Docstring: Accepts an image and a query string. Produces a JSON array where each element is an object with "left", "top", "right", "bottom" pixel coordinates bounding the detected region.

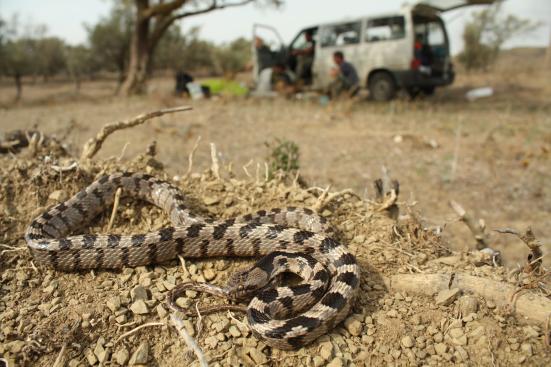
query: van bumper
[{"left": 393, "top": 69, "right": 455, "bottom": 88}]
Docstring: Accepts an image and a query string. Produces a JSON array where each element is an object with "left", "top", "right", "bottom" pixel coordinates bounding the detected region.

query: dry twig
[
  {"left": 115, "top": 322, "right": 165, "bottom": 343},
  {"left": 449, "top": 200, "right": 490, "bottom": 250},
  {"left": 210, "top": 143, "right": 221, "bottom": 179},
  {"left": 374, "top": 166, "right": 400, "bottom": 218},
  {"left": 494, "top": 227, "right": 544, "bottom": 274},
  {"left": 186, "top": 136, "right": 202, "bottom": 176},
  {"left": 107, "top": 187, "right": 122, "bottom": 231},
  {"left": 170, "top": 314, "right": 208, "bottom": 367},
  {"left": 80, "top": 105, "right": 192, "bottom": 162},
  {"left": 386, "top": 273, "right": 551, "bottom": 325}
]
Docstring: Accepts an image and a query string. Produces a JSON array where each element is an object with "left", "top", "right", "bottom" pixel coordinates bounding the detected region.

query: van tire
[
  {"left": 369, "top": 72, "right": 396, "bottom": 101},
  {"left": 422, "top": 86, "right": 435, "bottom": 96}
]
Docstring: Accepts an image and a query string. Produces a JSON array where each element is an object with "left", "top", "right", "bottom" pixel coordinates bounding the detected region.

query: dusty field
[{"left": 1, "top": 51, "right": 550, "bottom": 366}]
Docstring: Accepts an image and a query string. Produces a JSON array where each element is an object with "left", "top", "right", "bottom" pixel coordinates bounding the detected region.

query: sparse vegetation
[
  {"left": 266, "top": 138, "right": 300, "bottom": 178},
  {"left": 458, "top": 2, "right": 540, "bottom": 70}
]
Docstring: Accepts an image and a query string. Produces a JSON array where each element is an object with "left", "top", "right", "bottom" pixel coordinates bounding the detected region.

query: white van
[{"left": 253, "top": 0, "right": 495, "bottom": 101}]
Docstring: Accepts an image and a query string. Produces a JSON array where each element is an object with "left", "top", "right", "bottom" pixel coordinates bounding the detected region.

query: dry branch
[
  {"left": 495, "top": 227, "right": 544, "bottom": 274},
  {"left": 80, "top": 105, "right": 192, "bottom": 162},
  {"left": 374, "top": 166, "right": 400, "bottom": 218},
  {"left": 449, "top": 200, "right": 490, "bottom": 250},
  {"left": 210, "top": 143, "right": 220, "bottom": 179},
  {"left": 386, "top": 273, "right": 551, "bottom": 325},
  {"left": 170, "top": 314, "right": 208, "bottom": 367}
]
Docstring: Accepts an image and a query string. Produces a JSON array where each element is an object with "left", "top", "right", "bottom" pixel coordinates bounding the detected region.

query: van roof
[{"left": 302, "top": 9, "right": 409, "bottom": 30}]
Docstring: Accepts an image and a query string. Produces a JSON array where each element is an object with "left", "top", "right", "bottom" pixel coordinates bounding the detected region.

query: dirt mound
[{"left": 0, "top": 133, "right": 549, "bottom": 366}]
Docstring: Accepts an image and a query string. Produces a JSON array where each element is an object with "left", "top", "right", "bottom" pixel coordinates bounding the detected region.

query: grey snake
[{"left": 25, "top": 172, "right": 361, "bottom": 350}]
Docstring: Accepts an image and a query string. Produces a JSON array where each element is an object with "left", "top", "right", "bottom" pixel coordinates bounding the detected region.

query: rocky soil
[{"left": 0, "top": 134, "right": 550, "bottom": 366}]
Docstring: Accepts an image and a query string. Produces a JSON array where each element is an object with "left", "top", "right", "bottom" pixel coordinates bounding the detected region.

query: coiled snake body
[{"left": 25, "top": 172, "right": 360, "bottom": 350}]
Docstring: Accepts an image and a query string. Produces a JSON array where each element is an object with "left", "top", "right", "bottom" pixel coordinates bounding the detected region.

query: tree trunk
[
  {"left": 120, "top": 0, "right": 151, "bottom": 96},
  {"left": 14, "top": 73, "right": 22, "bottom": 101}
]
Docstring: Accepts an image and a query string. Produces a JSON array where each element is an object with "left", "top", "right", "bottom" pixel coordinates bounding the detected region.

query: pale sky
[{"left": 1, "top": 0, "right": 549, "bottom": 55}]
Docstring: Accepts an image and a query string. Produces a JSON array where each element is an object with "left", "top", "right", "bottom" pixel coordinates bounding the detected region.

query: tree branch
[{"left": 170, "top": 0, "right": 255, "bottom": 23}]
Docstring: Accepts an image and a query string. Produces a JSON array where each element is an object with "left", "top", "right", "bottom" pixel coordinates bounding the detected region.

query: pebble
[
  {"left": 344, "top": 316, "right": 363, "bottom": 336},
  {"left": 130, "top": 300, "right": 149, "bottom": 314},
  {"left": 228, "top": 325, "right": 241, "bottom": 338},
  {"left": 319, "top": 341, "right": 334, "bottom": 360},
  {"left": 106, "top": 296, "right": 121, "bottom": 313},
  {"left": 435, "top": 288, "right": 461, "bottom": 306},
  {"left": 203, "top": 268, "right": 216, "bottom": 281},
  {"left": 131, "top": 285, "right": 149, "bottom": 301},
  {"left": 85, "top": 348, "right": 98, "bottom": 365},
  {"left": 401, "top": 336, "right": 414, "bottom": 348},
  {"left": 49, "top": 190, "right": 68, "bottom": 202},
  {"left": 114, "top": 347, "right": 129, "bottom": 365},
  {"left": 156, "top": 304, "right": 167, "bottom": 319},
  {"left": 313, "top": 356, "right": 325, "bottom": 367},
  {"left": 326, "top": 357, "right": 344, "bottom": 367},
  {"left": 458, "top": 295, "right": 479, "bottom": 315},
  {"left": 434, "top": 343, "right": 447, "bottom": 355},
  {"left": 203, "top": 196, "right": 220, "bottom": 205},
  {"left": 247, "top": 347, "right": 268, "bottom": 364},
  {"left": 521, "top": 343, "right": 533, "bottom": 356},
  {"left": 175, "top": 297, "right": 191, "bottom": 309},
  {"left": 129, "top": 341, "right": 149, "bottom": 365}
]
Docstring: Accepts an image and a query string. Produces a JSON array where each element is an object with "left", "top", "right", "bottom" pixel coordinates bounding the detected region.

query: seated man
[{"left": 328, "top": 51, "right": 360, "bottom": 99}]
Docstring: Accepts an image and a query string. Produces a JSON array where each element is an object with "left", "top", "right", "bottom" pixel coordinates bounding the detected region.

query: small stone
[
  {"left": 523, "top": 326, "right": 539, "bottom": 338},
  {"left": 49, "top": 190, "right": 68, "bottom": 202},
  {"left": 313, "top": 356, "right": 325, "bottom": 367},
  {"left": 401, "top": 336, "right": 414, "bottom": 348},
  {"left": 84, "top": 348, "right": 98, "bottom": 365},
  {"left": 203, "top": 268, "right": 216, "bottom": 281},
  {"left": 319, "top": 342, "right": 334, "bottom": 360},
  {"left": 175, "top": 297, "right": 191, "bottom": 309},
  {"left": 130, "top": 300, "right": 149, "bottom": 314},
  {"left": 186, "top": 290, "right": 198, "bottom": 298},
  {"left": 364, "top": 316, "right": 373, "bottom": 325},
  {"left": 203, "top": 196, "right": 220, "bottom": 205},
  {"left": 228, "top": 325, "right": 241, "bottom": 338},
  {"left": 344, "top": 316, "right": 363, "bottom": 336},
  {"left": 449, "top": 328, "right": 464, "bottom": 339},
  {"left": 106, "top": 296, "right": 121, "bottom": 313},
  {"left": 458, "top": 295, "right": 478, "bottom": 315},
  {"left": 156, "top": 304, "right": 167, "bottom": 319},
  {"left": 7, "top": 340, "right": 25, "bottom": 354},
  {"left": 386, "top": 309, "right": 398, "bottom": 318},
  {"left": 486, "top": 300, "right": 496, "bottom": 309},
  {"left": 247, "top": 347, "right": 268, "bottom": 364},
  {"left": 435, "top": 288, "right": 461, "bottom": 306},
  {"left": 68, "top": 359, "right": 81, "bottom": 367},
  {"left": 434, "top": 343, "right": 447, "bottom": 355},
  {"left": 327, "top": 357, "right": 344, "bottom": 367},
  {"left": 129, "top": 341, "right": 149, "bottom": 365},
  {"left": 114, "top": 347, "right": 129, "bottom": 365},
  {"left": 520, "top": 343, "right": 533, "bottom": 356},
  {"left": 131, "top": 285, "right": 148, "bottom": 301}
]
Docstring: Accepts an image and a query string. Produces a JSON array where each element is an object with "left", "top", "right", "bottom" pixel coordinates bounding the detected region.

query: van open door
[
  {"left": 252, "top": 24, "right": 287, "bottom": 84},
  {"left": 412, "top": 0, "right": 496, "bottom": 13}
]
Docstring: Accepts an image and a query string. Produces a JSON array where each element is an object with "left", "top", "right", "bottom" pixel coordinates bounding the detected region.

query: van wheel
[{"left": 369, "top": 72, "right": 396, "bottom": 101}]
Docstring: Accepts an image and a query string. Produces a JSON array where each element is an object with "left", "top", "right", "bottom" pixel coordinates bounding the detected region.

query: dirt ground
[{"left": 1, "top": 50, "right": 550, "bottom": 366}]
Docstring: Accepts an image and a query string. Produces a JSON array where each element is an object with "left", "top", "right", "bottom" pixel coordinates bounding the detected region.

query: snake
[{"left": 24, "top": 172, "right": 361, "bottom": 350}]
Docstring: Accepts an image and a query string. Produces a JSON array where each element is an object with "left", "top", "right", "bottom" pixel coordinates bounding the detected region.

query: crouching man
[{"left": 327, "top": 51, "right": 360, "bottom": 99}]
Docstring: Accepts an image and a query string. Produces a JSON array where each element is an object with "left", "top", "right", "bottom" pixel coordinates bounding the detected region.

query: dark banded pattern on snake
[{"left": 24, "top": 172, "right": 360, "bottom": 350}]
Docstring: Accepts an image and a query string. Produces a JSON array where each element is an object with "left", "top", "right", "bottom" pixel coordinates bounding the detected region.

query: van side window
[
  {"left": 365, "top": 16, "right": 405, "bottom": 42},
  {"left": 320, "top": 22, "right": 362, "bottom": 48}
]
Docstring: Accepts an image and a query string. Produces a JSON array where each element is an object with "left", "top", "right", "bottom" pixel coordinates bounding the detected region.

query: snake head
[{"left": 226, "top": 267, "right": 269, "bottom": 301}]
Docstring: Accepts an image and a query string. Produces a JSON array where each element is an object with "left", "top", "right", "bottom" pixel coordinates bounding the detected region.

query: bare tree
[{"left": 121, "top": 0, "right": 278, "bottom": 95}]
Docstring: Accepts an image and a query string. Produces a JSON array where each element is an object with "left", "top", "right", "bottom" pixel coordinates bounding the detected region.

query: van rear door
[
  {"left": 413, "top": 0, "right": 496, "bottom": 12},
  {"left": 252, "top": 24, "right": 286, "bottom": 83}
]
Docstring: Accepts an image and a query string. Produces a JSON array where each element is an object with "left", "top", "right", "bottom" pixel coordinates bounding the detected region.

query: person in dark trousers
[
  {"left": 292, "top": 30, "right": 315, "bottom": 85},
  {"left": 328, "top": 51, "right": 360, "bottom": 99}
]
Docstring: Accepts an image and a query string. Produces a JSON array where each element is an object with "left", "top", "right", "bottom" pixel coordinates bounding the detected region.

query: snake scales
[{"left": 25, "top": 172, "right": 360, "bottom": 350}]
